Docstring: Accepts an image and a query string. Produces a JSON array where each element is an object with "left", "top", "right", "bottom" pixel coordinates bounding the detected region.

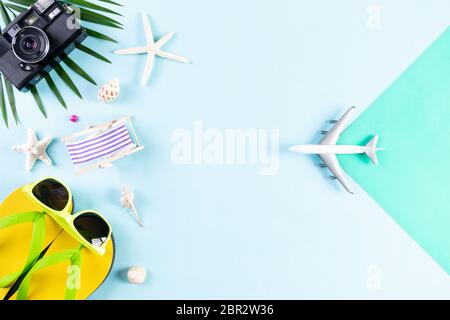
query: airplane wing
[
  {"left": 319, "top": 154, "right": 355, "bottom": 194},
  {"left": 320, "top": 107, "right": 357, "bottom": 145}
]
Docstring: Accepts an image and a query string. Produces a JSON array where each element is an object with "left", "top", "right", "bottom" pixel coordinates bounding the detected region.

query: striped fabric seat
[{"left": 67, "top": 123, "right": 136, "bottom": 167}]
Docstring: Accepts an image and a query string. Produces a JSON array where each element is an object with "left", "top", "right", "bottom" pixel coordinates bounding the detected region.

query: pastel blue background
[{"left": 0, "top": 0, "right": 449, "bottom": 299}]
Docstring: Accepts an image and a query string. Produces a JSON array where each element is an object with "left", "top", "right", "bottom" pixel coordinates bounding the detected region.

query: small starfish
[
  {"left": 13, "top": 129, "right": 53, "bottom": 172},
  {"left": 114, "top": 13, "right": 190, "bottom": 86}
]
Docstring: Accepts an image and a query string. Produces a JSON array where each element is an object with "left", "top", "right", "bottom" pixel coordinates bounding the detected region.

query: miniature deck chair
[{"left": 61, "top": 116, "right": 144, "bottom": 175}]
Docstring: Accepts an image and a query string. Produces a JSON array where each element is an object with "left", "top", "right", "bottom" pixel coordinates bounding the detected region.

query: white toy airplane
[{"left": 289, "top": 107, "right": 384, "bottom": 194}]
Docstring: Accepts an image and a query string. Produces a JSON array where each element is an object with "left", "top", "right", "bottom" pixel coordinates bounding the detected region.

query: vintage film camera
[{"left": 0, "top": 0, "right": 87, "bottom": 91}]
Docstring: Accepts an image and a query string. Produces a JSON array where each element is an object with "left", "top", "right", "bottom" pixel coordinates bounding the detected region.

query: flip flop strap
[
  {"left": 16, "top": 246, "right": 84, "bottom": 300},
  {"left": 0, "top": 212, "right": 46, "bottom": 288},
  {"left": 65, "top": 247, "right": 82, "bottom": 300}
]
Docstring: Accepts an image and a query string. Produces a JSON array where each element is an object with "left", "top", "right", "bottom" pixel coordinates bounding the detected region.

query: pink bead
[{"left": 70, "top": 115, "right": 79, "bottom": 123}]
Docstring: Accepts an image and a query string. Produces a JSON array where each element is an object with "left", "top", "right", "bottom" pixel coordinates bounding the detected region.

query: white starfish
[
  {"left": 114, "top": 13, "right": 190, "bottom": 86},
  {"left": 13, "top": 129, "right": 53, "bottom": 172}
]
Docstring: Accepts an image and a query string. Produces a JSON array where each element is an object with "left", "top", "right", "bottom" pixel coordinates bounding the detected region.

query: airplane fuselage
[{"left": 291, "top": 144, "right": 374, "bottom": 155}]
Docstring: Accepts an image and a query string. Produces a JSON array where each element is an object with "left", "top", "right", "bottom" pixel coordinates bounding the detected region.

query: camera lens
[
  {"left": 23, "top": 37, "right": 39, "bottom": 52},
  {"left": 12, "top": 27, "right": 50, "bottom": 64}
]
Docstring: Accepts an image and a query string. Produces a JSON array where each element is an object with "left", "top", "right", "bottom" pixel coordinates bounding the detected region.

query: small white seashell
[
  {"left": 98, "top": 78, "right": 120, "bottom": 103},
  {"left": 120, "top": 187, "right": 144, "bottom": 228},
  {"left": 127, "top": 266, "right": 147, "bottom": 284}
]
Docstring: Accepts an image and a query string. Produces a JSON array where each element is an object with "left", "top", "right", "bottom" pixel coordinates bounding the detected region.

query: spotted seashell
[{"left": 98, "top": 79, "right": 120, "bottom": 103}]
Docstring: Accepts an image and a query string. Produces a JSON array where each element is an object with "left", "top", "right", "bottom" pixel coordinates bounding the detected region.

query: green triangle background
[{"left": 339, "top": 27, "right": 450, "bottom": 274}]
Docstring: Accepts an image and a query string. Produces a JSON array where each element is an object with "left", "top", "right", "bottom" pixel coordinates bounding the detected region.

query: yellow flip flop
[
  {"left": 1, "top": 180, "right": 115, "bottom": 300},
  {"left": 0, "top": 187, "right": 69, "bottom": 299},
  {"left": 8, "top": 232, "right": 115, "bottom": 300}
]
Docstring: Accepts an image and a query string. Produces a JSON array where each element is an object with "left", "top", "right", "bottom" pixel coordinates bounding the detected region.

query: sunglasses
[{"left": 22, "top": 178, "right": 112, "bottom": 256}]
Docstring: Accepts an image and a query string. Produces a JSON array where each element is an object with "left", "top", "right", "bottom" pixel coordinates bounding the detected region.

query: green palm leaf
[
  {"left": 79, "top": 8, "right": 123, "bottom": 29},
  {"left": 77, "top": 43, "right": 112, "bottom": 63},
  {"left": 0, "top": 3, "right": 19, "bottom": 125},
  {"left": 5, "top": 0, "right": 33, "bottom": 5},
  {"left": 63, "top": 55, "right": 97, "bottom": 85},
  {"left": 45, "top": 74, "right": 67, "bottom": 109},
  {"left": 30, "top": 86, "right": 47, "bottom": 118},
  {"left": 4, "top": 2, "right": 23, "bottom": 13},
  {"left": 84, "top": 27, "right": 117, "bottom": 43},
  {"left": 64, "top": 0, "right": 122, "bottom": 17},
  {"left": 97, "top": 0, "right": 122, "bottom": 7},
  {"left": 5, "top": 79, "right": 18, "bottom": 124},
  {"left": 0, "top": 0, "right": 13, "bottom": 21},
  {"left": 0, "top": 75, "right": 8, "bottom": 127},
  {"left": 51, "top": 62, "right": 82, "bottom": 99},
  {"left": 5, "top": 0, "right": 36, "bottom": 8}
]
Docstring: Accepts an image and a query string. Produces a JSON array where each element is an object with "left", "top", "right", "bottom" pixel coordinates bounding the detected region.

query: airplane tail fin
[{"left": 365, "top": 135, "right": 383, "bottom": 165}]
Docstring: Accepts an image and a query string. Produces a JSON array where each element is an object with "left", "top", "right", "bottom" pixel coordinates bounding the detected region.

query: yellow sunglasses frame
[{"left": 22, "top": 178, "right": 112, "bottom": 256}]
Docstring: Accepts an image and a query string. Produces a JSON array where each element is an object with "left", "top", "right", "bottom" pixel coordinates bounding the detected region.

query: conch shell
[{"left": 98, "top": 78, "right": 120, "bottom": 103}]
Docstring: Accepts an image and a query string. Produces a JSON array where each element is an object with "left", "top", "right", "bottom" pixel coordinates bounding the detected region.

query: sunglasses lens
[
  {"left": 74, "top": 213, "right": 110, "bottom": 247},
  {"left": 32, "top": 179, "right": 70, "bottom": 211}
]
